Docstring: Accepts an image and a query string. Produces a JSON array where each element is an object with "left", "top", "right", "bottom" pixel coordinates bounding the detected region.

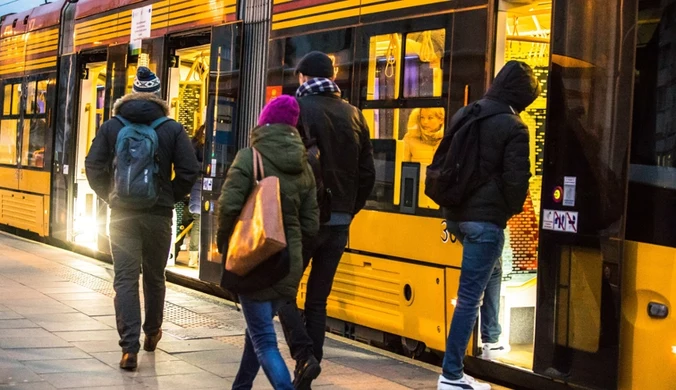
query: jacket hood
[
  {"left": 113, "top": 92, "right": 170, "bottom": 123},
  {"left": 250, "top": 124, "right": 307, "bottom": 175},
  {"left": 485, "top": 61, "right": 541, "bottom": 112}
]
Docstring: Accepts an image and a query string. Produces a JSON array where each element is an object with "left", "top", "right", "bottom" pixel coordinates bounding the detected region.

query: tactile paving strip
[{"left": 39, "top": 258, "right": 243, "bottom": 337}]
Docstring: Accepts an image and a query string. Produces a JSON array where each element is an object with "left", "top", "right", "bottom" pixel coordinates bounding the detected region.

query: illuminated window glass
[
  {"left": 0, "top": 119, "right": 17, "bottom": 164},
  {"left": 403, "top": 29, "right": 445, "bottom": 98},
  {"left": 366, "top": 33, "right": 402, "bottom": 100},
  {"left": 22, "top": 118, "right": 47, "bottom": 168},
  {"left": 3, "top": 84, "right": 12, "bottom": 116},
  {"left": 25, "top": 81, "right": 36, "bottom": 115},
  {"left": 11, "top": 84, "right": 21, "bottom": 115},
  {"left": 36, "top": 80, "right": 48, "bottom": 114}
]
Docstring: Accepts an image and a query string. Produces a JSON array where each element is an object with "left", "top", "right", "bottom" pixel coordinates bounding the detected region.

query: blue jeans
[
  {"left": 442, "top": 221, "right": 505, "bottom": 380},
  {"left": 278, "top": 224, "right": 350, "bottom": 363},
  {"left": 232, "top": 296, "right": 293, "bottom": 390}
]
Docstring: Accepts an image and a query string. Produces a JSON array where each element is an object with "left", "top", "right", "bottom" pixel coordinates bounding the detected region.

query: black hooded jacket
[
  {"left": 85, "top": 93, "right": 199, "bottom": 216},
  {"left": 443, "top": 61, "right": 540, "bottom": 228}
]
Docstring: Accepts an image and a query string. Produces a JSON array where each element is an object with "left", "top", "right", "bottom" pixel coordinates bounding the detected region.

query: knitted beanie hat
[
  {"left": 294, "top": 51, "right": 335, "bottom": 79},
  {"left": 257, "top": 95, "right": 300, "bottom": 127},
  {"left": 133, "top": 66, "right": 161, "bottom": 94}
]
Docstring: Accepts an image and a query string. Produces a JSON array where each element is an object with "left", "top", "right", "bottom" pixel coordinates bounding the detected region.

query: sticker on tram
[
  {"left": 542, "top": 209, "right": 578, "bottom": 233},
  {"left": 563, "top": 176, "right": 577, "bottom": 207}
]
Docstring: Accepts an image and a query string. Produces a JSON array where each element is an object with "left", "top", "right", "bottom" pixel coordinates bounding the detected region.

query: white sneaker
[
  {"left": 438, "top": 374, "right": 491, "bottom": 390},
  {"left": 481, "top": 342, "right": 511, "bottom": 360}
]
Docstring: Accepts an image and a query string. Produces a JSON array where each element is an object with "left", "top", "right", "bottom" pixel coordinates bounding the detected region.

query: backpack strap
[
  {"left": 149, "top": 117, "right": 170, "bottom": 130},
  {"left": 115, "top": 116, "right": 131, "bottom": 127}
]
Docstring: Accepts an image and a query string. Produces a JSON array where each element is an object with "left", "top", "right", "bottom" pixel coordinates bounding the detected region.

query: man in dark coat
[
  {"left": 277, "top": 51, "right": 376, "bottom": 390},
  {"left": 85, "top": 67, "right": 199, "bottom": 371},
  {"left": 438, "top": 61, "right": 540, "bottom": 390}
]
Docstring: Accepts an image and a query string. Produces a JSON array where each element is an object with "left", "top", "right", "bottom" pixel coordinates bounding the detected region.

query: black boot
[{"left": 293, "top": 355, "right": 321, "bottom": 390}]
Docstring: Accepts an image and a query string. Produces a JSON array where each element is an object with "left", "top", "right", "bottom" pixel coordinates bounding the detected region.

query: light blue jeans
[
  {"left": 232, "top": 295, "right": 293, "bottom": 390},
  {"left": 442, "top": 221, "right": 504, "bottom": 380}
]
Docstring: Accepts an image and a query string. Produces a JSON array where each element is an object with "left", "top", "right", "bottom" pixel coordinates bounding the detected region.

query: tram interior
[{"left": 166, "top": 43, "right": 211, "bottom": 278}]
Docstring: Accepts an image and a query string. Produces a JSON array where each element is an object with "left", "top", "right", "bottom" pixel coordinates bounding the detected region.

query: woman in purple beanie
[{"left": 217, "top": 95, "right": 319, "bottom": 389}]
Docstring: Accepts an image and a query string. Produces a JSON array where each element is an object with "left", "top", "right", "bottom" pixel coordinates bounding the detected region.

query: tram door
[
  {"left": 533, "top": 1, "right": 637, "bottom": 389},
  {"left": 71, "top": 45, "right": 129, "bottom": 254},
  {"left": 198, "top": 22, "right": 242, "bottom": 284}
]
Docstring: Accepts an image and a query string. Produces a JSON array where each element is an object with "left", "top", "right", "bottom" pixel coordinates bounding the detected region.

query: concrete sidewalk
[{"left": 0, "top": 232, "right": 508, "bottom": 390}]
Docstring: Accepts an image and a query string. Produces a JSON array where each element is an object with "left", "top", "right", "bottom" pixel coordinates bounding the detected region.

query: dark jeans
[
  {"left": 278, "top": 224, "right": 350, "bottom": 363},
  {"left": 442, "top": 221, "right": 504, "bottom": 380},
  {"left": 232, "top": 296, "right": 293, "bottom": 390},
  {"left": 109, "top": 211, "right": 172, "bottom": 353}
]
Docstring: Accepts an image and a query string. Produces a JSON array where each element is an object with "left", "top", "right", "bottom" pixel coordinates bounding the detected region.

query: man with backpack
[
  {"left": 426, "top": 61, "right": 540, "bottom": 390},
  {"left": 85, "top": 67, "right": 199, "bottom": 371},
  {"left": 277, "top": 51, "right": 376, "bottom": 390}
]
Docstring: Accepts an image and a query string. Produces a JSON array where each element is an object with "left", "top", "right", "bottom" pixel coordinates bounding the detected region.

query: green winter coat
[{"left": 217, "top": 123, "right": 319, "bottom": 301}]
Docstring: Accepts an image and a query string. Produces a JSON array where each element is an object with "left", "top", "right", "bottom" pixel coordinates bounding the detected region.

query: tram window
[
  {"left": 277, "top": 29, "right": 353, "bottom": 97},
  {"left": 36, "top": 80, "right": 47, "bottom": 114},
  {"left": 3, "top": 85, "right": 11, "bottom": 116},
  {"left": 365, "top": 33, "right": 402, "bottom": 100},
  {"left": 403, "top": 29, "right": 445, "bottom": 98},
  {"left": 25, "top": 82, "right": 36, "bottom": 115},
  {"left": 0, "top": 120, "right": 17, "bottom": 164},
  {"left": 4, "top": 84, "right": 22, "bottom": 116}
]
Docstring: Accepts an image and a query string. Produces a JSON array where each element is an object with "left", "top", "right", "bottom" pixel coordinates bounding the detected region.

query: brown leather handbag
[{"left": 225, "top": 147, "right": 287, "bottom": 276}]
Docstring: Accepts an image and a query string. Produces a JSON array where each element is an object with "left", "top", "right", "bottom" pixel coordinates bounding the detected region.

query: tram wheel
[{"left": 401, "top": 337, "right": 426, "bottom": 359}]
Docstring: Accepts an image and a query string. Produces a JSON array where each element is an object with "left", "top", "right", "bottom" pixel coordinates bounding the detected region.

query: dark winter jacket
[
  {"left": 443, "top": 61, "right": 540, "bottom": 228},
  {"left": 297, "top": 92, "right": 375, "bottom": 216},
  {"left": 85, "top": 93, "right": 199, "bottom": 217},
  {"left": 217, "top": 124, "right": 319, "bottom": 301}
]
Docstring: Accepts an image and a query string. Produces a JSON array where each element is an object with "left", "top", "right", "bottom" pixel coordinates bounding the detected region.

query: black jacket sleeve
[
  {"left": 353, "top": 111, "right": 376, "bottom": 215},
  {"left": 502, "top": 124, "right": 532, "bottom": 215},
  {"left": 172, "top": 126, "right": 200, "bottom": 202},
  {"left": 84, "top": 123, "right": 114, "bottom": 203}
]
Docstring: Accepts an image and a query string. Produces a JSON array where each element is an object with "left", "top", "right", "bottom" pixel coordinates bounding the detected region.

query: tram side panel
[{"left": 0, "top": 3, "right": 63, "bottom": 238}]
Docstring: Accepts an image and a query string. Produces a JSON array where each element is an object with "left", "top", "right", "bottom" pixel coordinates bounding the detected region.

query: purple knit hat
[{"left": 258, "top": 95, "right": 300, "bottom": 127}]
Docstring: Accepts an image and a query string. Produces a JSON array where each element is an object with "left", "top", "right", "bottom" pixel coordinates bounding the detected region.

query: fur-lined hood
[{"left": 112, "top": 92, "right": 170, "bottom": 123}]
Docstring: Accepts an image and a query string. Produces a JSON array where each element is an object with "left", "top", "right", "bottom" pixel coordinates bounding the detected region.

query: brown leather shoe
[
  {"left": 143, "top": 329, "right": 162, "bottom": 352},
  {"left": 119, "top": 352, "right": 137, "bottom": 370}
]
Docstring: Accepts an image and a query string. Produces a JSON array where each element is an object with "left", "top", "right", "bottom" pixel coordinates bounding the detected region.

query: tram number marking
[
  {"left": 543, "top": 209, "right": 578, "bottom": 233},
  {"left": 441, "top": 221, "right": 457, "bottom": 244}
]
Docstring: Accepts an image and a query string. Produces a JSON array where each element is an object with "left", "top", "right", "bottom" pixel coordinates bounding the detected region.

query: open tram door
[
  {"left": 68, "top": 43, "right": 146, "bottom": 255},
  {"left": 195, "top": 21, "right": 243, "bottom": 285}
]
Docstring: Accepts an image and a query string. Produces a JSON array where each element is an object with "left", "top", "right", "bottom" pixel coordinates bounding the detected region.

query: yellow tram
[{"left": 0, "top": 1, "right": 673, "bottom": 389}]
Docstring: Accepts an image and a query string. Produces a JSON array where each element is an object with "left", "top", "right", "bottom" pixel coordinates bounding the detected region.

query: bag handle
[{"left": 252, "top": 147, "right": 265, "bottom": 182}]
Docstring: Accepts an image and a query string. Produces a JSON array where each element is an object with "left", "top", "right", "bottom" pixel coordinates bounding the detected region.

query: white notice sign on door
[{"left": 130, "top": 5, "right": 152, "bottom": 51}]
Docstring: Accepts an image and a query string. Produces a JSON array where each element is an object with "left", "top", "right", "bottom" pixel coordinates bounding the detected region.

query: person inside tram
[
  {"left": 403, "top": 107, "right": 445, "bottom": 162},
  {"left": 188, "top": 124, "right": 205, "bottom": 268}
]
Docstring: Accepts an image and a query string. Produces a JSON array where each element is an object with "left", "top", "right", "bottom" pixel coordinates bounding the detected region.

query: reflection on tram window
[
  {"left": 168, "top": 44, "right": 210, "bottom": 137},
  {"left": 0, "top": 120, "right": 17, "bottom": 164}
]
